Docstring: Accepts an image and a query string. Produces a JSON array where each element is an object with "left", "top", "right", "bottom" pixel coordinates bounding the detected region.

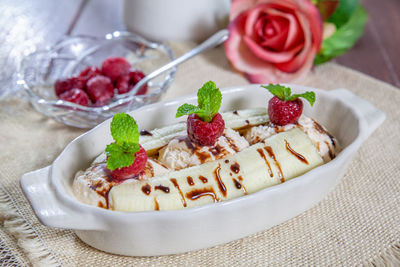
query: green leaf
[
  {"left": 287, "top": 91, "right": 316, "bottom": 106},
  {"left": 197, "top": 81, "right": 222, "bottom": 122},
  {"left": 105, "top": 142, "right": 140, "bottom": 170},
  {"left": 262, "top": 84, "right": 316, "bottom": 106},
  {"left": 328, "top": 0, "right": 359, "bottom": 28},
  {"left": 176, "top": 103, "right": 202, "bottom": 118},
  {"left": 315, "top": 4, "right": 367, "bottom": 65},
  {"left": 176, "top": 81, "right": 222, "bottom": 123},
  {"left": 110, "top": 113, "right": 139, "bottom": 144},
  {"left": 261, "top": 84, "right": 291, "bottom": 100}
]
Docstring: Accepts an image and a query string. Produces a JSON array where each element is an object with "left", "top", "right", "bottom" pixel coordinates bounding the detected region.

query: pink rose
[{"left": 225, "top": 0, "right": 322, "bottom": 83}]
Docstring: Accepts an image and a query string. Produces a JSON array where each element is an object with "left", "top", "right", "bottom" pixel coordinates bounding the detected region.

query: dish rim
[{"left": 48, "top": 84, "right": 369, "bottom": 221}]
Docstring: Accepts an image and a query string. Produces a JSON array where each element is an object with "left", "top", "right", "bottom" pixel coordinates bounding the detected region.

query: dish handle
[
  {"left": 329, "top": 88, "right": 386, "bottom": 139},
  {"left": 20, "top": 166, "right": 105, "bottom": 230}
]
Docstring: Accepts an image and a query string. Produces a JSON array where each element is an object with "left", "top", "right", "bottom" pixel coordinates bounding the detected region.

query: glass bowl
[{"left": 17, "top": 31, "right": 176, "bottom": 128}]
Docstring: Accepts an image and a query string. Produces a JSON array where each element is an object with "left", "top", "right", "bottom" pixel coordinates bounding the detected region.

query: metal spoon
[{"left": 121, "top": 29, "right": 229, "bottom": 98}]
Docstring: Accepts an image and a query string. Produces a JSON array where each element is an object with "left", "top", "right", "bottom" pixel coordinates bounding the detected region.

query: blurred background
[{"left": 0, "top": 0, "right": 399, "bottom": 100}]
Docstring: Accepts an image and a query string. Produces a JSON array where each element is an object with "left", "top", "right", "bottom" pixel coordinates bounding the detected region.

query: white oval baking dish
[{"left": 20, "top": 84, "right": 385, "bottom": 256}]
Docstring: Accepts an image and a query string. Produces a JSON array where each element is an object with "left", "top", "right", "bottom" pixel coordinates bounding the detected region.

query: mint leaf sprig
[
  {"left": 262, "top": 84, "right": 316, "bottom": 106},
  {"left": 176, "top": 81, "right": 222, "bottom": 122},
  {"left": 105, "top": 113, "right": 140, "bottom": 171}
]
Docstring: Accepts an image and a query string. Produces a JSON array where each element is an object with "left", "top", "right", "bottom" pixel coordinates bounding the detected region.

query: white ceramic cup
[{"left": 123, "top": 0, "right": 231, "bottom": 42}]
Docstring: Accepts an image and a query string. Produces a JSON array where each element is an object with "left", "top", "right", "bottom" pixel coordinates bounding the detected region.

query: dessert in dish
[
  {"left": 55, "top": 57, "right": 148, "bottom": 107},
  {"left": 72, "top": 82, "right": 339, "bottom": 212}
]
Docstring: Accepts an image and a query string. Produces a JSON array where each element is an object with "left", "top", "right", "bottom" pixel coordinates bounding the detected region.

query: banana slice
[{"left": 109, "top": 128, "right": 323, "bottom": 212}]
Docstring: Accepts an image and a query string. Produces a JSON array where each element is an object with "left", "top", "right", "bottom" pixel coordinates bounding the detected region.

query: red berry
[
  {"left": 268, "top": 96, "right": 303, "bottom": 126},
  {"left": 130, "top": 70, "right": 148, "bottom": 95},
  {"left": 187, "top": 113, "right": 225, "bottom": 146},
  {"left": 109, "top": 145, "right": 148, "bottom": 182},
  {"left": 101, "top": 57, "right": 131, "bottom": 81},
  {"left": 54, "top": 77, "right": 84, "bottom": 96},
  {"left": 116, "top": 70, "right": 148, "bottom": 95},
  {"left": 115, "top": 74, "right": 130, "bottom": 94},
  {"left": 59, "top": 88, "right": 89, "bottom": 106},
  {"left": 86, "top": 75, "right": 114, "bottom": 106},
  {"left": 78, "top": 66, "right": 102, "bottom": 85}
]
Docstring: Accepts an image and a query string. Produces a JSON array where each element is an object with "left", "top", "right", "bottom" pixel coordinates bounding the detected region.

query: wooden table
[{"left": 0, "top": 0, "right": 398, "bottom": 95}]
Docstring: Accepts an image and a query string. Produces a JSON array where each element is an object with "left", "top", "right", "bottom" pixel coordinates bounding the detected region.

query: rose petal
[
  {"left": 243, "top": 35, "right": 303, "bottom": 63},
  {"left": 297, "top": 0, "right": 322, "bottom": 50},
  {"left": 245, "top": 47, "right": 315, "bottom": 83},
  {"left": 262, "top": 16, "right": 289, "bottom": 50},
  {"left": 230, "top": 0, "right": 260, "bottom": 21},
  {"left": 226, "top": 0, "right": 322, "bottom": 83}
]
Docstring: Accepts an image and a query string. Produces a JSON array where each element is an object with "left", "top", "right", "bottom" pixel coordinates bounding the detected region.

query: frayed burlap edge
[
  {"left": 0, "top": 185, "right": 62, "bottom": 267},
  {"left": 0, "top": 185, "right": 399, "bottom": 267},
  {"left": 365, "top": 243, "right": 400, "bottom": 267}
]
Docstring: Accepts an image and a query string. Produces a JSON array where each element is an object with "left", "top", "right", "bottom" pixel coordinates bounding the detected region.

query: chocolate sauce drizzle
[
  {"left": 155, "top": 185, "right": 170, "bottom": 193},
  {"left": 214, "top": 164, "right": 227, "bottom": 197},
  {"left": 154, "top": 197, "right": 160, "bottom": 210},
  {"left": 186, "top": 187, "right": 219, "bottom": 202},
  {"left": 170, "top": 178, "right": 187, "bottom": 207},
  {"left": 141, "top": 184, "right": 151, "bottom": 195},
  {"left": 187, "top": 176, "right": 195, "bottom": 186},
  {"left": 284, "top": 139, "right": 309, "bottom": 164},
  {"left": 140, "top": 129, "right": 153, "bottom": 136},
  {"left": 232, "top": 178, "right": 247, "bottom": 195},
  {"left": 230, "top": 162, "right": 240, "bottom": 174},
  {"left": 199, "top": 176, "right": 208, "bottom": 183},
  {"left": 256, "top": 148, "right": 273, "bottom": 177},
  {"left": 265, "top": 146, "right": 285, "bottom": 183}
]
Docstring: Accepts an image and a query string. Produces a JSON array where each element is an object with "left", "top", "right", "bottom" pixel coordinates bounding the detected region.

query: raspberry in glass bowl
[{"left": 18, "top": 31, "right": 176, "bottom": 128}]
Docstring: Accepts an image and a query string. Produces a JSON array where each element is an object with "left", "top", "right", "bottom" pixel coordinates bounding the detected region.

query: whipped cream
[
  {"left": 244, "top": 115, "right": 338, "bottom": 162},
  {"left": 157, "top": 128, "right": 249, "bottom": 170},
  {"left": 72, "top": 158, "right": 169, "bottom": 208}
]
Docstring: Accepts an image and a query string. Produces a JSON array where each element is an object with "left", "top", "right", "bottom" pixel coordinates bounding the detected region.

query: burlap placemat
[{"left": 0, "top": 43, "right": 399, "bottom": 266}]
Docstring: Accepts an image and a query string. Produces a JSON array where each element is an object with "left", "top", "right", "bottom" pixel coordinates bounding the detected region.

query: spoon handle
[{"left": 126, "top": 29, "right": 229, "bottom": 97}]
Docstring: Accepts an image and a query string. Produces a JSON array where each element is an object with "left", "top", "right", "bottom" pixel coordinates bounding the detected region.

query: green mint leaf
[
  {"left": 176, "top": 81, "right": 222, "bottom": 123},
  {"left": 105, "top": 142, "right": 140, "bottom": 171},
  {"left": 197, "top": 81, "right": 222, "bottom": 122},
  {"left": 110, "top": 113, "right": 139, "bottom": 144},
  {"left": 314, "top": 4, "right": 367, "bottom": 65},
  {"left": 287, "top": 91, "right": 316, "bottom": 106},
  {"left": 176, "top": 104, "right": 202, "bottom": 118},
  {"left": 261, "top": 84, "right": 291, "bottom": 100},
  {"left": 106, "top": 113, "right": 141, "bottom": 170},
  {"left": 262, "top": 84, "right": 316, "bottom": 106}
]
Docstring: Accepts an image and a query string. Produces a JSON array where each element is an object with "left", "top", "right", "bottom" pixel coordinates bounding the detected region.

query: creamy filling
[
  {"left": 73, "top": 114, "right": 339, "bottom": 209},
  {"left": 157, "top": 128, "right": 249, "bottom": 170},
  {"left": 244, "top": 115, "right": 339, "bottom": 162}
]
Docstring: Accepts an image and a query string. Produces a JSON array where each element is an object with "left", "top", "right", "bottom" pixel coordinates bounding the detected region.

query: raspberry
[
  {"left": 268, "top": 96, "right": 303, "bottom": 126},
  {"left": 130, "top": 70, "right": 148, "bottom": 95},
  {"left": 59, "top": 88, "right": 89, "bottom": 106},
  {"left": 101, "top": 57, "right": 131, "bottom": 81},
  {"left": 109, "top": 145, "right": 148, "bottom": 182},
  {"left": 54, "top": 77, "right": 84, "bottom": 96},
  {"left": 187, "top": 113, "right": 225, "bottom": 146},
  {"left": 78, "top": 66, "right": 102, "bottom": 85},
  {"left": 116, "top": 70, "right": 148, "bottom": 95},
  {"left": 115, "top": 74, "right": 130, "bottom": 94},
  {"left": 86, "top": 75, "right": 114, "bottom": 106}
]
